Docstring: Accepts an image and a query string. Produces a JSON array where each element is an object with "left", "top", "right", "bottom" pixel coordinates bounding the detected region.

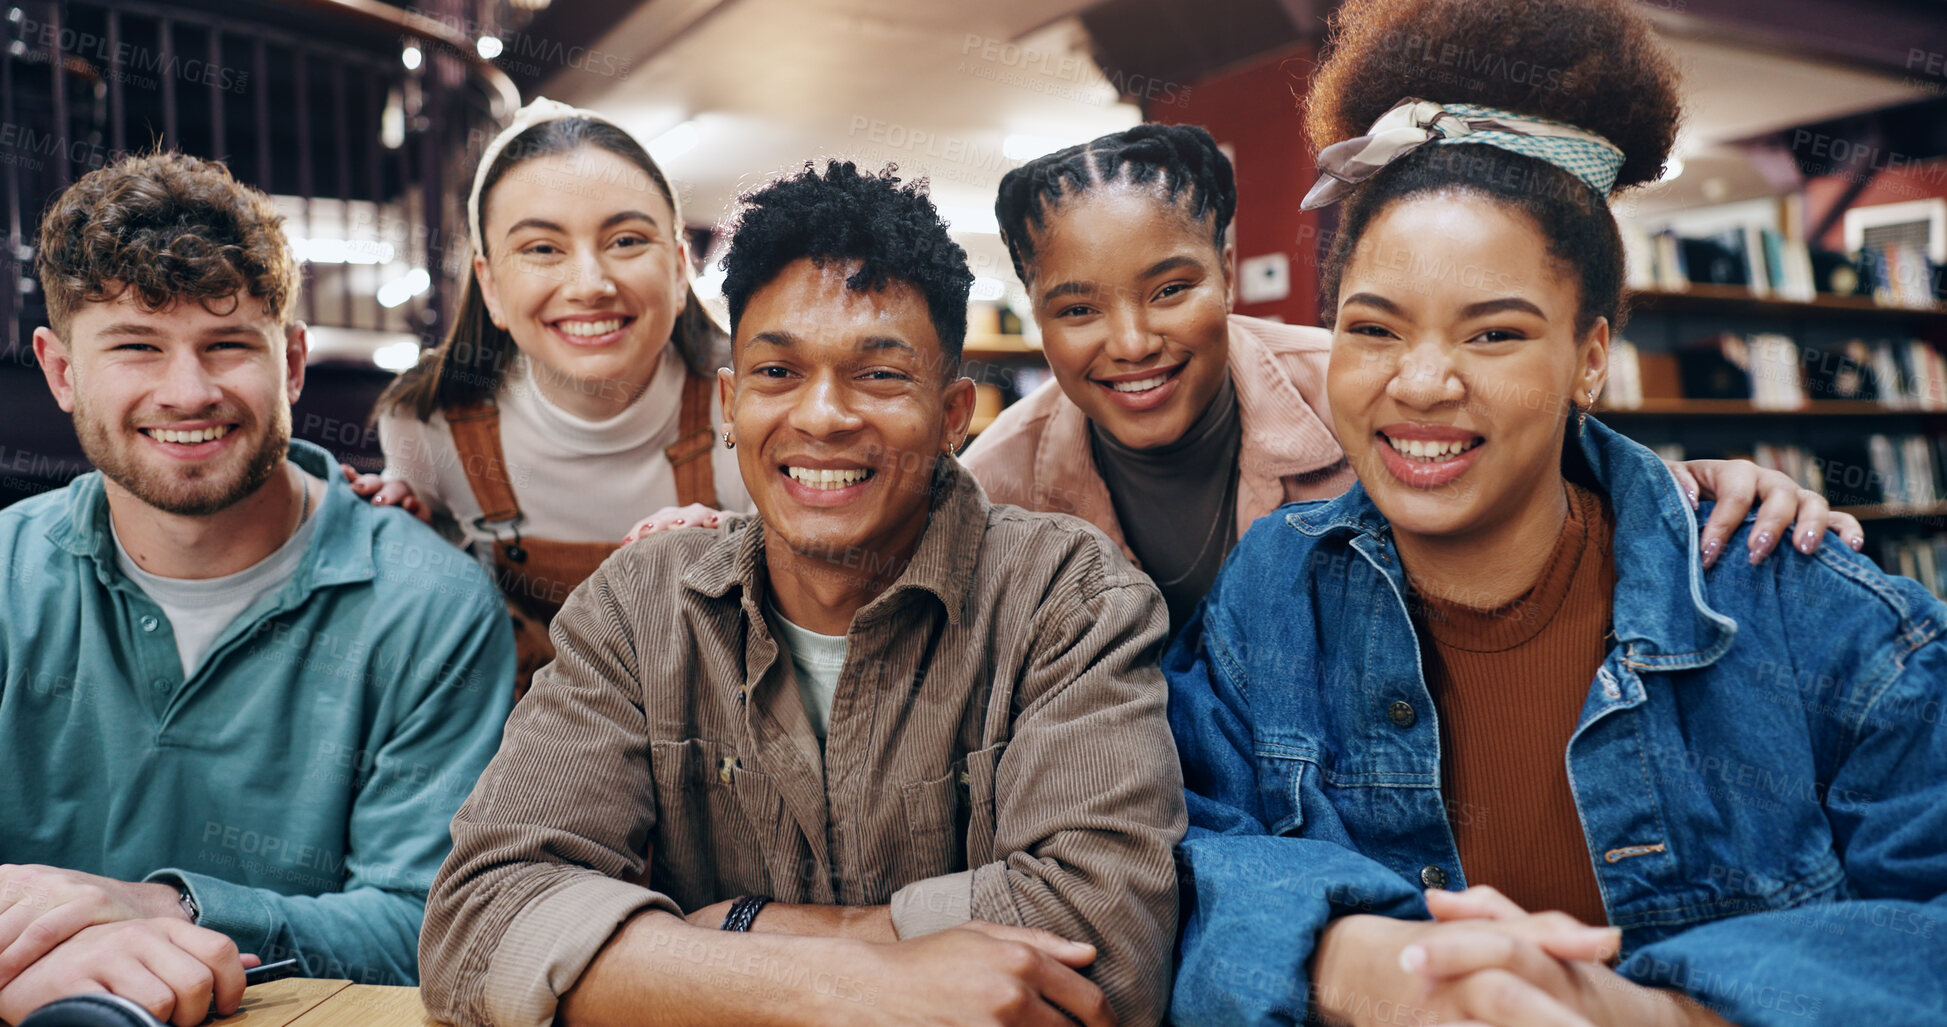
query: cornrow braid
[{"left": 995, "top": 123, "right": 1236, "bottom": 285}]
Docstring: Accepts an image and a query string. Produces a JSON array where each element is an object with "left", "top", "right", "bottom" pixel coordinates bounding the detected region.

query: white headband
[{"left": 466, "top": 96, "right": 682, "bottom": 256}]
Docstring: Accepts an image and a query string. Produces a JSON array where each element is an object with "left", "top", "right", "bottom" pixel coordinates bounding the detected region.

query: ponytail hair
[{"left": 377, "top": 116, "right": 727, "bottom": 421}]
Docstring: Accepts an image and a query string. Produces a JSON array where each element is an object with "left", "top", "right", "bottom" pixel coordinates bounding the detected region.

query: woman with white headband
[
  {"left": 360, "top": 99, "right": 749, "bottom": 695},
  {"left": 1167, "top": 0, "right": 1947, "bottom": 1024}
]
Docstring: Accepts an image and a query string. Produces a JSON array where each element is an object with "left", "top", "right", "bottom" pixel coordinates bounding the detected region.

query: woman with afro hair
[{"left": 1165, "top": 0, "right": 1947, "bottom": 1024}]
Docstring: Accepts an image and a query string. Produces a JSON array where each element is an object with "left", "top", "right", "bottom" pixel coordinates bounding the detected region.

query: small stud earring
[{"left": 722, "top": 431, "right": 734, "bottom": 450}]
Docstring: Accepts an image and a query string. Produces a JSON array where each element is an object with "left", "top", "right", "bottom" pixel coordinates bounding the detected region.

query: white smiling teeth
[
  {"left": 558, "top": 319, "right": 624, "bottom": 337},
  {"left": 147, "top": 425, "right": 231, "bottom": 445},
  {"left": 786, "top": 466, "right": 873, "bottom": 490},
  {"left": 1109, "top": 373, "right": 1171, "bottom": 393},
  {"left": 1386, "top": 436, "right": 1478, "bottom": 461}
]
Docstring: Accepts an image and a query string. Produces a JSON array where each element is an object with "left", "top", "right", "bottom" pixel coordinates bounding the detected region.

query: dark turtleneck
[{"left": 1090, "top": 375, "right": 1243, "bottom": 632}]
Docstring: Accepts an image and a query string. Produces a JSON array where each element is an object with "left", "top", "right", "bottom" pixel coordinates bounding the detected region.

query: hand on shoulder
[{"left": 340, "top": 463, "right": 431, "bottom": 523}]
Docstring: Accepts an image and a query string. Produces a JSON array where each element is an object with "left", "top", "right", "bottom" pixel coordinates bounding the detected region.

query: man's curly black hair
[{"left": 721, "top": 160, "right": 973, "bottom": 372}]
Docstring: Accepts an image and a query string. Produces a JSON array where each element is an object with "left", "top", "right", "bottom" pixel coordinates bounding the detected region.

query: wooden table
[{"left": 208, "top": 978, "right": 440, "bottom": 1027}]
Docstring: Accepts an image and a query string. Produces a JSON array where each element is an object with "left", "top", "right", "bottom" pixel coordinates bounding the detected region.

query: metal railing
[
  {"left": 0, "top": 0, "right": 516, "bottom": 356},
  {"left": 0, "top": 0, "right": 520, "bottom": 506}
]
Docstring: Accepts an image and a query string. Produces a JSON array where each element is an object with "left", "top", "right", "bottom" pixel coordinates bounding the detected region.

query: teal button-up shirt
[{"left": 0, "top": 440, "right": 514, "bottom": 985}]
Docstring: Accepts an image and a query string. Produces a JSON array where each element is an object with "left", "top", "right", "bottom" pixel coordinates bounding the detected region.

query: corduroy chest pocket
[
  {"left": 893, "top": 756, "right": 970, "bottom": 884},
  {"left": 647, "top": 737, "right": 773, "bottom": 906}
]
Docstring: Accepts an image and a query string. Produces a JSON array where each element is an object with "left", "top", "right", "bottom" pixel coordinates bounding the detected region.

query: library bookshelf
[
  {"left": 960, "top": 334, "right": 1048, "bottom": 437},
  {"left": 1605, "top": 286, "right": 1947, "bottom": 593}
]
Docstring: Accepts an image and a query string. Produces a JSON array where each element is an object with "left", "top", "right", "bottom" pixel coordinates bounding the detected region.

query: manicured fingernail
[
  {"left": 1686, "top": 488, "right": 1699, "bottom": 508},
  {"left": 1400, "top": 944, "right": 1427, "bottom": 974},
  {"left": 1796, "top": 531, "right": 1816, "bottom": 554},
  {"left": 1849, "top": 536, "right": 1864, "bottom": 551},
  {"left": 1749, "top": 531, "right": 1773, "bottom": 564},
  {"left": 1701, "top": 538, "right": 1722, "bottom": 567},
  {"left": 673, "top": 518, "right": 686, "bottom": 525}
]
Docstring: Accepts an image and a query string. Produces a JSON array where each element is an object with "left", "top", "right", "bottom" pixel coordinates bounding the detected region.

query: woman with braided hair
[
  {"left": 1166, "top": 0, "right": 1947, "bottom": 1023},
  {"left": 961, "top": 123, "right": 1863, "bottom": 631}
]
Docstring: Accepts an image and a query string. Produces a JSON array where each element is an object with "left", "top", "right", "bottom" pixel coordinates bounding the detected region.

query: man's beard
[{"left": 73, "top": 397, "right": 290, "bottom": 516}]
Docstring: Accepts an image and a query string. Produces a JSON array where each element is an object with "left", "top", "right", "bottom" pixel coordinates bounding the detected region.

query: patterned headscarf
[{"left": 1301, "top": 98, "right": 1625, "bottom": 211}]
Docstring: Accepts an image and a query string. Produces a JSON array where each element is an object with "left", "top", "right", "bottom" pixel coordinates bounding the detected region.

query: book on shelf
[
  {"left": 1750, "top": 443, "right": 1824, "bottom": 494},
  {"left": 1801, "top": 339, "right": 1880, "bottom": 402},
  {"left": 1747, "top": 333, "right": 1804, "bottom": 409},
  {"left": 1858, "top": 241, "right": 1944, "bottom": 310},
  {"left": 1603, "top": 341, "right": 1683, "bottom": 409},
  {"left": 1881, "top": 535, "right": 1947, "bottom": 599},
  {"left": 1622, "top": 218, "right": 1932, "bottom": 305},
  {"left": 1609, "top": 333, "right": 1945, "bottom": 411},
  {"left": 1815, "top": 433, "right": 1946, "bottom": 507}
]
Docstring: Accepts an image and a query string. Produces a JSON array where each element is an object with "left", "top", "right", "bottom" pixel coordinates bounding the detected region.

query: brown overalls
[{"left": 446, "top": 371, "right": 720, "bottom": 698}]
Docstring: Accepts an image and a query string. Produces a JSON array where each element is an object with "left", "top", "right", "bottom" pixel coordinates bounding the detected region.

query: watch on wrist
[{"left": 175, "top": 885, "right": 201, "bottom": 924}]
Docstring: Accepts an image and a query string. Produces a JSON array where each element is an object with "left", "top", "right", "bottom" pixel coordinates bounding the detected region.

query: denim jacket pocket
[{"left": 1252, "top": 743, "right": 1316, "bottom": 836}]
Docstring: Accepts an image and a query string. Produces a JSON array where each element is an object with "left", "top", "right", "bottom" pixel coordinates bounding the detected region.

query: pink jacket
[{"left": 963, "top": 314, "right": 1354, "bottom": 566}]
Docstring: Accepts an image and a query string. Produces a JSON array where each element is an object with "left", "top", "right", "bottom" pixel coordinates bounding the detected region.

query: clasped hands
[
  {"left": 1314, "top": 885, "right": 1728, "bottom": 1027},
  {"left": 0, "top": 864, "right": 260, "bottom": 1027}
]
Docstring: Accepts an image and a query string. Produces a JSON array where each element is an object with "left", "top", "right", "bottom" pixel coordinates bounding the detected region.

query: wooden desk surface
[{"left": 210, "top": 979, "right": 439, "bottom": 1027}]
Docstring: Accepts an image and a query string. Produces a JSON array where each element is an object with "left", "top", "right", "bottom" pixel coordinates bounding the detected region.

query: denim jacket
[{"left": 1166, "top": 419, "right": 1947, "bottom": 1026}]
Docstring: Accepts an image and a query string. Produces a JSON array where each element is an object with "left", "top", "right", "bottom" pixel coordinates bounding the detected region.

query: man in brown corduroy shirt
[{"left": 419, "top": 161, "right": 1185, "bottom": 1027}]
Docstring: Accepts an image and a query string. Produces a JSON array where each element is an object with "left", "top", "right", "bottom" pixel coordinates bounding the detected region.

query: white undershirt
[
  {"left": 112, "top": 468, "right": 323, "bottom": 677},
  {"left": 377, "top": 344, "right": 751, "bottom": 548},
  {"left": 764, "top": 604, "right": 848, "bottom": 742}
]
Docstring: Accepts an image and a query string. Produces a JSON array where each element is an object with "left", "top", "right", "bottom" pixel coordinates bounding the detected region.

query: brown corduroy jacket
[{"left": 418, "top": 459, "right": 1186, "bottom": 1026}]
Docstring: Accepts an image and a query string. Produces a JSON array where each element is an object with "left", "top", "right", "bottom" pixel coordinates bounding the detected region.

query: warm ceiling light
[
  {"left": 378, "top": 269, "right": 433, "bottom": 309},
  {"left": 648, "top": 121, "right": 700, "bottom": 164},
  {"left": 1002, "top": 134, "right": 1078, "bottom": 161},
  {"left": 936, "top": 204, "right": 1000, "bottom": 235}
]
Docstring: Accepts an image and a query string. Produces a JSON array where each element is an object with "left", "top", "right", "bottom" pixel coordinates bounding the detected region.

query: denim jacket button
[
  {"left": 139, "top": 615, "right": 160, "bottom": 632},
  {"left": 1388, "top": 700, "right": 1417, "bottom": 728},
  {"left": 1420, "top": 864, "right": 1449, "bottom": 889}
]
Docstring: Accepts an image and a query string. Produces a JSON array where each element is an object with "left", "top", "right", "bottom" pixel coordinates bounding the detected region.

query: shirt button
[
  {"left": 139, "top": 616, "right": 159, "bottom": 632},
  {"left": 1388, "top": 700, "right": 1417, "bottom": 728},
  {"left": 718, "top": 756, "right": 736, "bottom": 784},
  {"left": 151, "top": 678, "right": 170, "bottom": 693},
  {"left": 1420, "top": 865, "right": 1449, "bottom": 889}
]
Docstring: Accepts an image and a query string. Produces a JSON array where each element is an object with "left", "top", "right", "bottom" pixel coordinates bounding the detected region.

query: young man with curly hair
[
  {"left": 0, "top": 152, "right": 514, "bottom": 1026},
  {"left": 419, "top": 161, "right": 1185, "bottom": 1027}
]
